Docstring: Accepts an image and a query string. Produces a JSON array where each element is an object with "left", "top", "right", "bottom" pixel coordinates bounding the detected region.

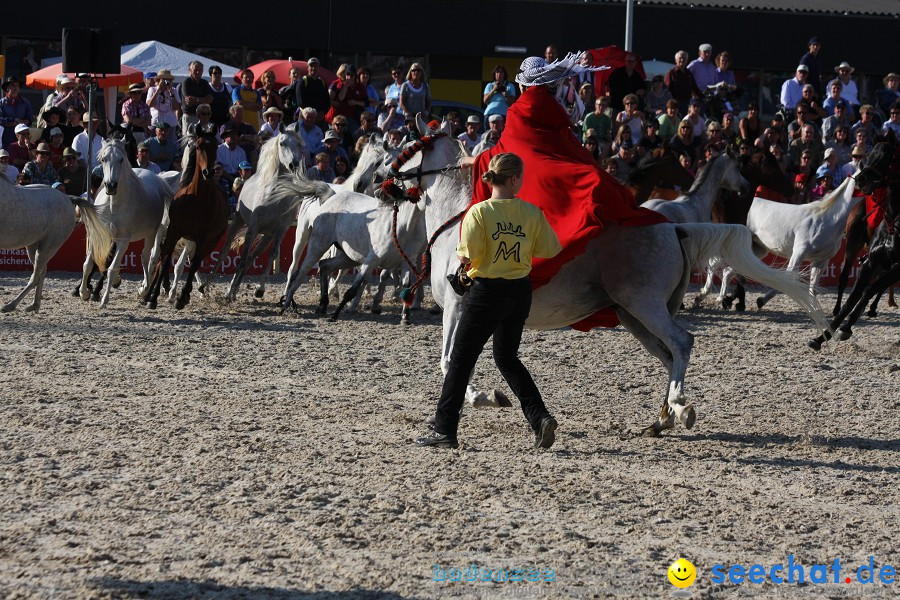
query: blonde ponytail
[{"left": 481, "top": 152, "right": 524, "bottom": 187}]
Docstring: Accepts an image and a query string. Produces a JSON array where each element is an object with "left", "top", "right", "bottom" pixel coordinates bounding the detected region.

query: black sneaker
[
  {"left": 416, "top": 431, "right": 459, "bottom": 449},
  {"left": 535, "top": 416, "right": 558, "bottom": 449}
]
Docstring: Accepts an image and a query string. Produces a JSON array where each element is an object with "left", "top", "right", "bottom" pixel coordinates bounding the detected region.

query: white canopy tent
[{"left": 119, "top": 41, "right": 242, "bottom": 83}]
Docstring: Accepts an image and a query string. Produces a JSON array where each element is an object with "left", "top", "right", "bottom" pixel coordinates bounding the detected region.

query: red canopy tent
[
  {"left": 25, "top": 64, "right": 144, "bottom": 90},
  {"left": 586, "top": 46, "right": 646, "bottom": 97},
  {"left": 233, "top": 59, "right": 337, "bottom": 88}
]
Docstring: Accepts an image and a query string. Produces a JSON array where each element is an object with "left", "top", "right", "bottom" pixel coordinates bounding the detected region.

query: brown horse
[
  {"left": 144, "top": 131, "right": 229, "bottom": 310},
  {"left": 623, "top": 146, "right": 694, "bottom": 206},
  {"left": 833, "top": 197, "right": 897, "bottom": 317}
]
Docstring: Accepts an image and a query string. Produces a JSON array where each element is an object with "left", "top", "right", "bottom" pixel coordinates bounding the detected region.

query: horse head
[
  {"left": 98, "top": 138, "right": 129, "bottom": 195},
  {"left": 856, "top": 140, "right": 899, "bottom": 195},
  {"left": 710, "top": 152, "right": 751, "bottom": 196},
  {"left": 744, "top": 150, "right": 793, "bottom": 197},
  {"left": 107, "top": 121, "right": 138, "bottom": 168},
  {"left": 277, "top": 129, "right": 305, "bottom": 172}
]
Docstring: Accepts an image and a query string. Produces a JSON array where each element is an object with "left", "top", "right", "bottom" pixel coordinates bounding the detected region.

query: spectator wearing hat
[
  {"left": 458, "top": 115, "right": 482, "bottom": 153},
  {"left": 780, "top": 65, "right": 809, "bottom": 112},
  {"left": 135, "top": 142, "right": 161, "bottom": 174},
  {"left": 296, "top": 58, "right": 330, "bottom": 124},
  {"left": 810, "top": 164, "right": 834, "bottom": 200},
  {"left": 232, "top": 69, "right": 263, "bottom": 130},
  {"left": 377, "top": 97, "right": 404, "bottom": 133},
  {"left": 57, "top": 147, "right": 85, "bottom": 195},
  {"left": 688, "top": 43, "right": 717, "bottom": 92},
  {"left": 645, "top": 75, "right": 672, "bottom": 117},
  {"left": 841, "top": 144, "right": 867, "bottom": 180},
  {"left": 883, "top": 101, "right": 900, "bottom": 138},
  {"left": 51, "top": 75, "right": 86, "bottom": 115},
  {"left": 792, "top": 172, "right": 810, "bottom": 204},
  {"left": 321, "top": 129, "right": 349, "bottom": 170},
  {"left": 141, "top": 72, "right": 157, "bottom": 102},
  {"left": 0, "top": 149, "right": 20, "bottom": 183},
  {"left": 876, "top": 73, "right": 900, "bottom": 117},
  {"left": 822, "top": 102, "right": 851, "bottom": 143},
  {"left": 820, "top": 146, "right": 843, "bottom": 186},
  {"left": 487, "top": 113, "right": 505, "bottom": 136},
  {"left": 180, "top": 61, "right": 213, "bottom": 136},
  {"left": 259, "top": 106, "right": 285, "bottom": 139},
  {"left": 23, "top": 143, "right": 60, "bottom": 186},
  {"left": 799, "top": 37, "right": 823, "bottom": 96},
  {"left": 122, "top": 83, "right": 152, "bottom": 138},
  {"left": 146, "top": 69, "right": 181, "bottom": 131},
  {"left": 307, "top": 152, "right": 335, "bottom": 183},
  {"left": 207, "top": 66, "right": 232, "bottom": 129},
  {"left": 612, "top": 139, "right": 636, "bottom": 180},
  {"left": 607, "top": 52, "right": 646, "bottom": 114},
  {"left": 665, "top": 51, "right": 702, "bottom": 116},
  {"left": 1, "top": 76, "right": 35, "bottom": 149},
  {"left": 8, "top": 123, "right": 35, "bottom": 170},
  {"left": 144, "top": 122, "right": 178, "bottom": 171},
  {"left": 827, "top": 62, "right": 859, "bottom": 112},
  {"left": 45, "top": 127, "right": 66, "bottom": 168},
  {"left": 232, "top": 160, "right": 253, "bottom": 200},
  {"left": 38, "top": 107, "right": 65, "bottom": 142},
  {"left": 216, "top": 127, "right": 248, "bottom": 182}
]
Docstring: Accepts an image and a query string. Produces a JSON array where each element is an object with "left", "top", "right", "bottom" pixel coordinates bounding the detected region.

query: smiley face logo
[{"left": 668, "top": 558, "right": 696, "bottom": 588}]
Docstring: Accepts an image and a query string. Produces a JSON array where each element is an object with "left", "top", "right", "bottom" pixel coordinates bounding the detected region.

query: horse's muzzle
[{"left": 105, "top": 182, "right": 118, "bottom": 195}]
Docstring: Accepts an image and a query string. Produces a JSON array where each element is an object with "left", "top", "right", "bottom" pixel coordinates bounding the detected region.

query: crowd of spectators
[{"left": 1, "top": 38, "right": 898, "bottom": 206}]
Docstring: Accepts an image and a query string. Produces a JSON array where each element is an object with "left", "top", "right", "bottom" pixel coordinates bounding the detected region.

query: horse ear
[
  {"left": 285, "top": 121, "right": 298, "bottom": 132},
  {"left": 439, "top": 119, "right": 452, "bottom": 136},
  {"left": 415, "top": 113, "right": 431, "bottom": 136}
]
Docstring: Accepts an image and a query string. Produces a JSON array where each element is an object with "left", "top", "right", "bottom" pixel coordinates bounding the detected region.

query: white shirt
[
  {"left": 216, "top": 143, "right": 247, "bottom": 175},
  {"left": 780, "top": 77, "right": 804, "bottom": 110},
  {"left": 147, "top": 84, "right": 181, "bottom": 128},
  {"left": 0, "top": 162, "right": 19, "bottom": 182},
  {"left": 827, "top": 78, "right": 859, "bottom": 107},
  {"left": 136, "top": 161, "right": 161, "bottom": 175},
  {"left": 457, "top": 131, "right": 479, "bottom": 153},
  {"left": 72, "top": 131, "right": 105, "bottom": 171}
]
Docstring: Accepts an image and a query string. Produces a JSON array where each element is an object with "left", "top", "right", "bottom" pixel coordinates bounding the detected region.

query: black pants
[{"left": 434, "top": 277, "right": 550, "bottom": 437}]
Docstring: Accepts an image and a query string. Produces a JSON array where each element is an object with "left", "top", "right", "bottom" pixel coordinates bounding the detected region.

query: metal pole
[
  {"left": 625, "top": 0, "right": 634, "bottom": 51},
  {"left": 84, "top": 77, "right": 95, "bottom": 197}
]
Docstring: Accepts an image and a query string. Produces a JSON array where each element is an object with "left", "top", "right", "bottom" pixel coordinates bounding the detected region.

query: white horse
[
  {"left": 204, "top": 126, "right": 305, "bottom": 301},
  {"left": 272, "top": 169, "right": 426, "bottom": 323},
  {"left": 641, "top": 152, "right": 749, "bottom": 224},
  {"left": 0, "top": 178, "right": 111, "bottom": 312},
  {"left": 747, "top": 176, "right": 861, "bottom": 309},
  {"left": 80, "top": 138, "right": 172, "bottom": 307},
  {"left": 390, "top": 116, "right": 828, "bottom": 435}
]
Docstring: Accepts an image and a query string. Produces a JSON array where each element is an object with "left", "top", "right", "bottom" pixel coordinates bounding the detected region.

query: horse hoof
[
  {"left": 80, "top": 290, "right": 91, "bottom": 301},
  {"left": 0, "top": 304, "right": 15, "bottom": 313},
  {"left": 756, "top": 297, "right": 765, "bottom": 310},
  {"left": 808, "top": 338, "right": 822, "bottom": 351},
  {"left": 23, "top": 305, "right": 38, "bottom": 313},
  {"left": 489, "top": 389, "right": 513, "bottom": 408},
  {"left": 867, "top": 308, "right": 878, "bottom": 318},
  {"left": 198, "top": 284, "right": 206, "bottom": 294},
  {"left": 71, "top": 287, "right": 81, "bottom": 298},
  {"left": 254, "top": 288, "right": 265, "bottom": 299},
  {"left": 328, "top": 315, "right": 339, "bottom": 322},
  {"left": 315, "top": 306, "right": 327, "bottom": 315},
  {"left": 836, "top": 328, "right": 852, "bottom": 341},
  {"left": 148, "top": 301, "right": 157, "bottom": 310},
  {"left": 175, "top": 303, "right": 186, "bottom": 310},
  {"left": 370, "top": 307, "right": 382, "bottom": 315},
  {"left": 112, "top": 280, "right": 121, "bottom": 289},
  {"left": 401, "top": 317, "right": 411, "bottom": 326},
  {"left": 677, "top": 404, "right": 696, "bottom": 429},
  {"left": 640, "top": 424, "right": 663, "bottom": 437},
  {"left": 90, "top": 292, "right": 101, "bottom": 302},
  {"left": 735, "top": 302, "right": 746, "bottom": 312}
]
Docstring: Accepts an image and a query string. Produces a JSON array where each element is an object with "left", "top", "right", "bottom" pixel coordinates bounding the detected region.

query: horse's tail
[
  {"left": 71, "top": 197, "right": 114, "bottom": 271},
  {"left": 230, "top": 227, "right": 248, "bottom": 251},
  {"left": 675, "top": 223, "right": 831, "bottom": 333},
  {"left": 273, "top": 170, "right": 335, "bottom": 207}
]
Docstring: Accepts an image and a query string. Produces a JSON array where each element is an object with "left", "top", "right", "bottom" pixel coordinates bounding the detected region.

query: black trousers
[{"left": 434, "top": 277, "right": 550, "bottom": 437}]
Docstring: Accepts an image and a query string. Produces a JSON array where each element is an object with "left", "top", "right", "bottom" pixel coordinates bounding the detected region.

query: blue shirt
[
  {"left": 0, "top": 95, "right": 35, "bottom": 148},
  {"left": 483, "top": 82, "right": 517, "bottom": 119},
  {"left": 687, "top": 59, "right": 718, "bottom": 91},
  {"left": 144, "top": 135, "right": 179, "bottom": 171}
]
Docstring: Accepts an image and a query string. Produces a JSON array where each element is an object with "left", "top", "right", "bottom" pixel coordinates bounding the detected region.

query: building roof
[{"left": 589, "top": 0, "right": 900, "bottom": 17}]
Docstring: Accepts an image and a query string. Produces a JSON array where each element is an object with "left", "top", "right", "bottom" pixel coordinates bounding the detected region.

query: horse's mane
[
  {"left": 807, "top": 176, "right": 854, "bottom": 216},
  {"left": 626, "top": 151, "right": 667, "bottom": 185},
  {"left": 686, "top": 152, "right": 722, "bottom": 194},
  {"left": 257, "top": 130, "right": 304, "bottom": 184},
  {"left": 179, "top": 136, "right": 198, "bottom": 189}
]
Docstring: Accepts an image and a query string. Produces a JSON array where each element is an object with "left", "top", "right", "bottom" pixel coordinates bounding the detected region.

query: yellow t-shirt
[{"left": 457, "top": 197, "right": 562, "bottom": 280}]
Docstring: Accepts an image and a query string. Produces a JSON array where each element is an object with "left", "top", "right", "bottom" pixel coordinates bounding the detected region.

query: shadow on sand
[{"left": 92, "top": 577, "right": 421, "bottom": 599}]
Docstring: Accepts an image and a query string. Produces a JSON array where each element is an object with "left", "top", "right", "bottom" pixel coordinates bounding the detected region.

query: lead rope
[
  {"left": 392, "top": 200, "right": 420, "bottom": 277},
  {"left": 398, "top": 208, "right": 467, "bottom": 306}
]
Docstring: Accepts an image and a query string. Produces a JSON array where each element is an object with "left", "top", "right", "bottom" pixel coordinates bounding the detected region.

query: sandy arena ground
[{"left": 0, "top": 271, "right": 898, "bottom": 599}]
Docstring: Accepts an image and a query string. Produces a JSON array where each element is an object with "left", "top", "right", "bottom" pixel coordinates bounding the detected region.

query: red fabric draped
[
  {"left": 470, "top": 85, "right": 667, "bottom": 330},
  {"left": 865, "top": 188, "right": 887, "bottom": 232}
]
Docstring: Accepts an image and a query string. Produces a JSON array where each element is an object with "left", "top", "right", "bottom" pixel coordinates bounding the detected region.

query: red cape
[{"left": 471, "top": 86, "right": 667, "bottom": 330}]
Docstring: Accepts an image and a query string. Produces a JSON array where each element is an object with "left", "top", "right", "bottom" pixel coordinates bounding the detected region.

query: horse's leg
[
  {"left": 370, "top": 269, "right": 391, "bottom": 315},
  {"left": 808, "top": 261, "right": 825, "bottom": 296},
  {"left": 281, "top": 225, "right": 313, "bottom": 310},
  {"left": 100, "top": 242, "right": 127, "bottom": 308},
  {"left": 719, "top": 265, "right": 736, "bottom": 308},
  {"left": 141, "top": 226, "right": 166, "bottom": 300},
  {"left": 282, "top": 236, "right": 332, "bottom": 313},
  {"left": 330, "top": 262, "right": 377, "bottom": 323},
  {"left": 316, "top": 252, "right": 357, "bottom": 316},
  {"left": 835, "top": 233, "right": 866, "bottom": 317},
  {"left": 89, "top": 262, "right": 106, "bottom": 302},
  {"left": 809, "top": 260, "right": 881, "bottom": 349},
  {"left": 695, "top": 257, "right": 719, "bottom": 307},
  {"left": 867, "top": 288, "right": 885, "bottom": 318},
  {"left": 757, "top": 251, "right": 804, "bottom": 309},
  {"left": 78, "top": 252, "right": 94, "bottom": 300},
  {"left": 836, "top": 265, "right": 900, "bottom": 341},
  {"left": 168, "top": 243, "right": 192, "bottom": 303},
  {"left": 888, "top": 284, "right": 897, "bottom": 308},
  {"left": 202, "top": 210, "right": 244, "bottom": 294},
  {"left": 399, "top": 268, "right": 413, "bottom": 325},
  {"left": 176, "top": 238, "right": 207, "bottom": 310},
  {"left": 255, "top": 231, "right": 283, "bottom": 298},
  {"left": 226, "top": 226, "right": 263, "bottom": 301},
  {"left": 2, "top": 244, "right": 43, "bottom": 312}
]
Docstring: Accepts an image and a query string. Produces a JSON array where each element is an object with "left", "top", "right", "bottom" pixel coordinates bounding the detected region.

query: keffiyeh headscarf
[{"left": 515, "top": 52, "right": 608, "bottom": 87}]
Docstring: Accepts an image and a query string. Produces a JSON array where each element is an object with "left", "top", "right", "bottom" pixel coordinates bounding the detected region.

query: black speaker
[{"left": 62, "top": 28, "right": 120, "bottom": 74}]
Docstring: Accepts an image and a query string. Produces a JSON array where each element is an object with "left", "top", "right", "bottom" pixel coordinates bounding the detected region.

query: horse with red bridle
[{"left": 144, "top": 129, "right": 229, "bottom": 310}]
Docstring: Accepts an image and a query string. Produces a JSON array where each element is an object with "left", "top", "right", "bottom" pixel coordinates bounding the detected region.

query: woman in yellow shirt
[{"left": 417, "top": 153, "right": 562, "bottom": 450}]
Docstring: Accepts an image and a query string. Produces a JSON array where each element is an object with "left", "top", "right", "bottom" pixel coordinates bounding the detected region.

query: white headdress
[{"left": 515, "top": 51, "right": 609, "bottom": 87}]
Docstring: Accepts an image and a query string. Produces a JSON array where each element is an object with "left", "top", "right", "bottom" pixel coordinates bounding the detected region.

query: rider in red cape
[{"left": 471, "top": 53, "right": 668, "bottom": 330}]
